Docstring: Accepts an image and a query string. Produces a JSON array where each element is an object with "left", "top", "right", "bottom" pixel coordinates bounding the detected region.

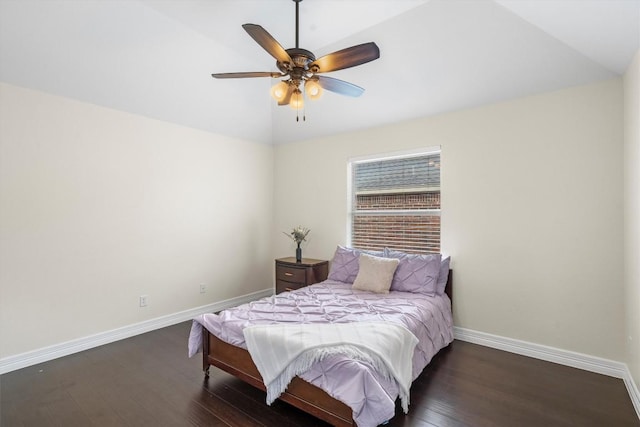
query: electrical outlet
[
  {"left": 139, "top": 295, "right": 148, "bottom": 307},
  {"left": 200, "top": 284, "right": 206, "bottom": 294}
]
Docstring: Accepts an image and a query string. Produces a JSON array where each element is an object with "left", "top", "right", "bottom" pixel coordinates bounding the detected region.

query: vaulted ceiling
[{"left": 1, "top": 0, "right": 638, "bottom": 144}]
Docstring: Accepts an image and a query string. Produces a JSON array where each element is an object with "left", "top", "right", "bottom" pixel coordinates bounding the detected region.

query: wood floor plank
[
  {"left": 1, "top": 321, "right": 638, "bottom": 427},
  {"left": 193, "top": 387, "right": 267, "bottom": 427},
  {"left": 203, "top": 373, "right": 330, "bottom": 426}
]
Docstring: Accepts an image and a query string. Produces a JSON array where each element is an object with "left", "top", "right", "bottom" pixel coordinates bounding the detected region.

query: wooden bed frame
[{"left": 202, "top": 270, "right": 453, "bottom": 427}]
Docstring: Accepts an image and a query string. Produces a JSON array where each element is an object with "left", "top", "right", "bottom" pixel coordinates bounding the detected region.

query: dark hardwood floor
[{"left": 1, "top": 321, "right": 638, "bottom": 427}]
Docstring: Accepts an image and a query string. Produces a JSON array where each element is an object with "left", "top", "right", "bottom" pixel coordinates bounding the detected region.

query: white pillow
[{"left": 352, "top": 253, "right": 400, "bottom": 294}]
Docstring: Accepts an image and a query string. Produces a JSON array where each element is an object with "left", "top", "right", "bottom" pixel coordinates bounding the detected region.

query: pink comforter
[{"left": 188, "top": 280, "right": 453, "bottom": 427}]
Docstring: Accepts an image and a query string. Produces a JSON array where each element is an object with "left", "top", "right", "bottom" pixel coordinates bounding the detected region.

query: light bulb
[
  {"left": 305, "top": 79, "right": 322, "bottom": 100},
  {"left": 289, "top": 89, "right": 304, "bottom": 110},
  {"left": 270, "top": 81, "right": 288, "bottom": 102}
]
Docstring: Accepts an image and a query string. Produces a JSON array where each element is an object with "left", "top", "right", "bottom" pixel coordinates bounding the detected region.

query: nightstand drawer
[
  {"left": 276, "top": 265, "right": 306, "bottom": 283},
  {"left": 276, "top": 279, "right": 304, "bottom": 294},
  {"left": 274, "top": 257, "right": 329, "bottom": 295}
]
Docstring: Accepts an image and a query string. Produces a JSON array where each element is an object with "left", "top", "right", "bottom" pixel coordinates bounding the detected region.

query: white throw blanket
[{"left": 243, "top": 321, "right": 418, "bottom": 413}]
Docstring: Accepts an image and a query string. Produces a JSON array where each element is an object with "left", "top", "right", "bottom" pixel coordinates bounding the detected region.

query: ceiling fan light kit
[
  {"left": 211, "top": 0, "right": 380, "bottom": 120},
  {"left": 289, "top": 88, "right": 304, "bottom": 110},
  {"left": 304, "top": 78, "right": 322, "bottom": 100},
  {"left": 270, "top": 81, "right": 289, "bottom": 102}
]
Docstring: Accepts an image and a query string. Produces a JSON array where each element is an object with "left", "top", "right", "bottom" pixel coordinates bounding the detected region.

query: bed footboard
[{"left": 204, "top": 333, "right": 355, "bottom": 427}]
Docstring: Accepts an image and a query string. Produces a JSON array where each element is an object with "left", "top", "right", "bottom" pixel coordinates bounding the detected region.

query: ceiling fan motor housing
[
  {"left": 277, "top": 48, "right": 316, "bottom": 85},
  {"left": 279, "top": 48, "right": 315, "bottom": 70}
]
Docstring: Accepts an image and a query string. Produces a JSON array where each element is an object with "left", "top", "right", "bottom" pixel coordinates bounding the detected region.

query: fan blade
[
  {"left": 242, "top": 24, "right": 293, "bottom": 65},
  {"left": 317, "top": 76, "right": 364, "bottom": 97},
  {"left": 310, "top": 42, "right": 380, "bottom": 73},
  {"left": 211, "top": 72, "right": 282, "bottom": 79},
  {"left": 278, "top": 85, "right": 294, "bottom": 106}
]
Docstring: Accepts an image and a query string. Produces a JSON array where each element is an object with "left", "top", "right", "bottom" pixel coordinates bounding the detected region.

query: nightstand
[{"left": 275, "top": 257, "right": 329, "bottom": 294}]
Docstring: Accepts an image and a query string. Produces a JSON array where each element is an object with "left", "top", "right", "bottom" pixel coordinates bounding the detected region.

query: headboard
[{"left": 445, "top": 269, "right": 453, "bottom": 306}]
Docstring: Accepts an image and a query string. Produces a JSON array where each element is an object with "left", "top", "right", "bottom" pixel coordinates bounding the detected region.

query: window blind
[{"left": 350, "top": 153, "right": 440, "bottom": 254}]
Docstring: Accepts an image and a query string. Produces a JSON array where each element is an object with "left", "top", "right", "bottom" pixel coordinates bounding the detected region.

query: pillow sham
[
  {"left": 436, "top": 255, "right": 450, "bottom": 295},
  {"left": 352, "top": 253, "right": 399, "bottom": 294},
  {"left": 384, "top": 249, "right": 441, "bottom": 296},
  {"left": 327, "top": 245, "right": 384, "bottom": 284}
]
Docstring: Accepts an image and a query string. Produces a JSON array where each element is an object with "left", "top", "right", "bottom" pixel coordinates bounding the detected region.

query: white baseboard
[
  {"left": 454, "top": 326, "right": 640, "bottom": 419},
  {"left": 624, "top": 365, "right": 640, "bottom": 419},
  {"left": 0, "top": 288, "right": 273, "bottom": 375}
]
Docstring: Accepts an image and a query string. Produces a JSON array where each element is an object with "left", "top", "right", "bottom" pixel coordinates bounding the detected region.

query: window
[{"left": 348, "top": 150, "right": 441, "bottom": 254}]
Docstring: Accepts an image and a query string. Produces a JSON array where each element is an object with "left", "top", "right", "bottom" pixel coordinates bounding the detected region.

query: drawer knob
[{"left": 284, "top": 272, "right": 293, "bottom": 276}]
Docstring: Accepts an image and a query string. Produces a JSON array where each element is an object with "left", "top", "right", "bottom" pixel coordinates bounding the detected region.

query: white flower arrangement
[{"left": 284, "top": 226, "right": 310, "bottom": 245}]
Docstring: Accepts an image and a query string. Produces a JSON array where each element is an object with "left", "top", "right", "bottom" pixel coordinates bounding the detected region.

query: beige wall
[
  {"left": 624, "top": 50, "right": 640, "bottom": 391},
  {"left": 0, "top": 83, "right": 274, "bottom": 358},
  {"left": 274, "top": 79, "right": 625, "bottom": 361}
]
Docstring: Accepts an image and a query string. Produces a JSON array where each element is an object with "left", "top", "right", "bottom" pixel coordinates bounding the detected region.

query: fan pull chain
[{"left": 295, "top": 88, "right": 306, "bottom": 122}]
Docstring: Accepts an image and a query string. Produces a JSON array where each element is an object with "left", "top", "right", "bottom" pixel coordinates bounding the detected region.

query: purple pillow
[
  {"left": 384, "top": 249, "right": 441, "bottom": 295},
  {"left": 436, "top": 256, "right": 450, "bottom": 295},
  {"left": 327, "top": 246, "right": 384, "bottom": 284}
]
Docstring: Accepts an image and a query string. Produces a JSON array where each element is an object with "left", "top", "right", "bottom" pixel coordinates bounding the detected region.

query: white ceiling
[{"left": 1, "top": 0, "right": 638, "bottom": 144}]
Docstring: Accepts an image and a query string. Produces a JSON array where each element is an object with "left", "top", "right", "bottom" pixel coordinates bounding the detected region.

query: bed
[{"left": 188, "top": 247, "right": 453, "bottom": 427}]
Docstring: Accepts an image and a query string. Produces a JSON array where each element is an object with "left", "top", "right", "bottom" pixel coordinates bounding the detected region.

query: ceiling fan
[{"left": 211, "top": 0, "right": 380, "bottom": 117}]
